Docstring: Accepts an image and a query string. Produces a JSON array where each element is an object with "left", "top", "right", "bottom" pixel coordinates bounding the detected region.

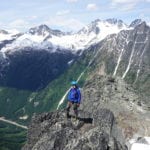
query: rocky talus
[{"left": 22, "top": 109, "right": 127, "bottom": 150}]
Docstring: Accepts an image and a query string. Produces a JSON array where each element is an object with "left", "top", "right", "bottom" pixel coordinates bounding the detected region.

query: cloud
[
  {"left": 9, "top": 19, "right": 30, "bottom": 30},
  {"left": 30, "top": 15, "right": 38, "bottom": 19},
  {"left": 25, "top": 15, "right": 38, "bottom": 21},
  {"left": 111, "top": 0, "right": 150, "bottom": 6},
  {"left": 139, "top": 13, "right": 150, "bottom": 25},
  {"left": 87, "top": 3, "right": 98, "bottom": 11},
  {"left": 56, "top": 10, "right": 70, "bottom": 16},
  {"left": 111, "top": 0, "right": 139, "bottom": 4},
  {"left": 66, "top": 0, "right": 78, "bottom": 3},
  {"left": 64, "top": 19, "right": 85, "bottom": 30},
  {"left": 111, "top": 0, "right": 142, "bottom": 11},
  {"left": 118, "top": 3, "right": 136, "bottom": 11},
  {"left": 44, "top": 17, "right": 85, "bottom": 31}
]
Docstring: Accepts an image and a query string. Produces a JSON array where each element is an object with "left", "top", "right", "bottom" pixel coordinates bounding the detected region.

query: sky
[{"left": 0, "top": 0, "right": 150, "bottom": 32}]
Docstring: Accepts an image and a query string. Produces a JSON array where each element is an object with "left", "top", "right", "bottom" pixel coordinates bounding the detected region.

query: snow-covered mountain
[
  {"left": 49, "top": 19, "right": 129, "bottom": 51},
  {"left": 0, "top": 29, "right": 20, "bottom": 41},
  {"left": 29, "top": 24, "right": 66, "bottom": 37},
  {"left": 0, "top": 29, "right": 22, "bottom": 51},
  {"left": 0, "top": 18, "right": 149, "bottom": 91},
  {"left": 0, "top": 19, "right": 131, "bottom": 55}
]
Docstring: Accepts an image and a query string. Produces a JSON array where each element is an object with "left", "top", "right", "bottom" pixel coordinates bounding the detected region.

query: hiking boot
[
  {"left": 66, "top": 112, "right": 71, "bottom": 119},
  {"left": 72, "top": 115, "right": 78, "bottom": 121}
]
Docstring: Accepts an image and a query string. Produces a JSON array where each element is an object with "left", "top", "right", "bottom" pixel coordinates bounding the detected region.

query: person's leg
[
  {"left": 66, "top": 101, "right": 72, "bottom": 118},
  {"left": 73, "top": 103, "right": 78, "bottom": 119}
]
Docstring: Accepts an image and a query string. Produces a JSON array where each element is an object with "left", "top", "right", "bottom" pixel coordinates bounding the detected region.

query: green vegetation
[
  {"left": 0, "top": 55, "right": 89, "bottom": 121},
  {"left": 0, "top": 87, "right": 32, "bottom": 123},
  {"left": 0, "top": 49, "right": 95, "bottom": 150},
  {"left": 0, "top": 122, "right": 26, "bottom": 150},
  {"left": 27, "top": 52, "right": 91, "bottom": 112}
]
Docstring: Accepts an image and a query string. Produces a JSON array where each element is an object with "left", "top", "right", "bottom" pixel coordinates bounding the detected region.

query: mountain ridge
[{"left": 0, "top": 18, "right": 143, "bottom": 54}]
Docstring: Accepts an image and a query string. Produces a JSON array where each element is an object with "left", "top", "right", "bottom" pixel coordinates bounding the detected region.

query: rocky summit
[{"left": 22, "top": 109, "right": 127, "bottom": 150}]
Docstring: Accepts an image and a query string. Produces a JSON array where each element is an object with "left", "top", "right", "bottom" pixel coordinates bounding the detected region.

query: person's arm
[
  {"left": 77, "top": 89, "right": 81, "bottom": 104},
  {"left": 67, "top": 89, "right": 71, "bottom": 101}
]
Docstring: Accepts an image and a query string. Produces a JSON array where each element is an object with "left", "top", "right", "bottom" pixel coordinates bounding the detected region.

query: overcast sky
[{"left": 0, "top": 0, "right": 150, "bottom": 32}]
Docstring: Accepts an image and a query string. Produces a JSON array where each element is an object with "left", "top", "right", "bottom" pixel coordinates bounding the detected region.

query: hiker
[{"left": 66, "top": 81, "right": 81, "bottom": 119}]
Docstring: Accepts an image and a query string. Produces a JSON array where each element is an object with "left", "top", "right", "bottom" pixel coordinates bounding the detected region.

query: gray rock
[
  {"left": 81, "top": 75, "right": 150, "bottom": 146},
  {"left": 22, "top": 109, "right": 127, "bottom": 150}
]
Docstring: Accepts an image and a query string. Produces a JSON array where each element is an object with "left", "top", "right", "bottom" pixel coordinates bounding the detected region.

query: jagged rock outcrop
[{"left": 22, "top": 109, "right": 127, "bottom": 150}]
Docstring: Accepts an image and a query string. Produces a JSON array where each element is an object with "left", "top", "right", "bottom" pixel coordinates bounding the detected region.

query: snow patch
[
  {"left": 19, "top": 115, "right": 28, "bottom": 120},
  {"left": 0, "top": 29, "right": 19, "bottom": 41},
  {"left": 29, "top": 97, "right": 33, "bottom": 103},
  {"left": 0, "top": 33, "right": 13, "bottom": 41},
  {"left": 68, "top": 59, "right": 74, "bottom": 65},
  {"left": 134, "top": 35, "right": 149, "bottom": 83},
  {"left": 17, "top": 33, "right": 46, "bottom": 43},
  {"left": 113, "top": 48, "right": 124, "bottom": 76},
  {"left": 122, "top": 41, "right": 136, "bottom": 79},
  {"left": 129, "top": 137, "right": 150, "bottom": 150},
  {"left": 145, "top": 137, "right": 150, "bottom": 144},
  {"left": 34, "top": 101, "right": 39, "bottom": 107},
  {"left": 57, "top": 88, "right": 70, "bottom": 110},
  {"left": 131, "top": 143, "right": 150, "bottom": 150}
]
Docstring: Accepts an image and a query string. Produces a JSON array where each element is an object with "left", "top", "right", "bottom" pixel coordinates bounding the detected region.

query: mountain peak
[
  {"left": 105, "top": 18, "right": 127, "bottom": 28},
  {"left": 29, "top": 24, "right": 51, "bottom": 36},
  {"left": 129, "top": 19, "right": 143, "bottom": 27},
  {"left": 91, "top": 19, "right": 101, "bottom": 24},
  {"left": 29, "top": 24, "right": 65, "bottom": 37},
  {"left": 105, "top": 18, "right": 122, "bottom": 24},
  {"left": 0, "top": 30, "right": 9, "bottom": 35},
  {"left": 78, "top": 18, "right": 127, "bottom": 36}
]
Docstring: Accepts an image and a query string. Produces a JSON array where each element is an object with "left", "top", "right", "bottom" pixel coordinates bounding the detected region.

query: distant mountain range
[
  {"left": 0, "top": 18, "right": 141, "bottom": 54},
  {"left": 0, "top": 18, "right": 146, "bottom": 91}
]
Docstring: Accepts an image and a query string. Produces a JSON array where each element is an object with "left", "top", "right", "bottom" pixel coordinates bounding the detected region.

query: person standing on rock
[{"left": 66, "top": 81, "right": 81, "bottom": 119}]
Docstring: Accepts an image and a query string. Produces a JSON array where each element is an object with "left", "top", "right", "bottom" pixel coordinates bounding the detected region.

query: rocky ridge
[
  {"left": 22, "top": 109, "right": 127, "bottom": 150},
  {"left": 86, "top": 22, "right": 150, "bottom": 105},
  {"left": 22, "top": 74, "right": 150, "bottom": 150},
  {"left": 81, "top": 75, "right": 150, "bottom": 147}
]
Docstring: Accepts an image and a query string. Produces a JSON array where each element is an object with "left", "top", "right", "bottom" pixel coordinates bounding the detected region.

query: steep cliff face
[
  {"left": 22, "top": 109, "right": 127, "bottom": 150},
  {"left": 86, "top": 22, "right": 150, "bottom": 105}
]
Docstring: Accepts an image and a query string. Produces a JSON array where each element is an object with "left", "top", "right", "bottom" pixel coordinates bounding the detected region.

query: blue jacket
[{"left": 68, "top": 87, "right": 81, "bottom": 103}]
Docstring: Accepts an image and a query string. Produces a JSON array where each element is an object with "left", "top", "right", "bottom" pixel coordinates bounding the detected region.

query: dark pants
[{"left": 66, "top": 101, "right": 79, "bottom": 118}]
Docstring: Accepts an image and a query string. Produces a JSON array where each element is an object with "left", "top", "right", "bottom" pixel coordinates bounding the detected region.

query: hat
[{"left": 71, "top": 81, "right": 77, "bottom": 85}]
